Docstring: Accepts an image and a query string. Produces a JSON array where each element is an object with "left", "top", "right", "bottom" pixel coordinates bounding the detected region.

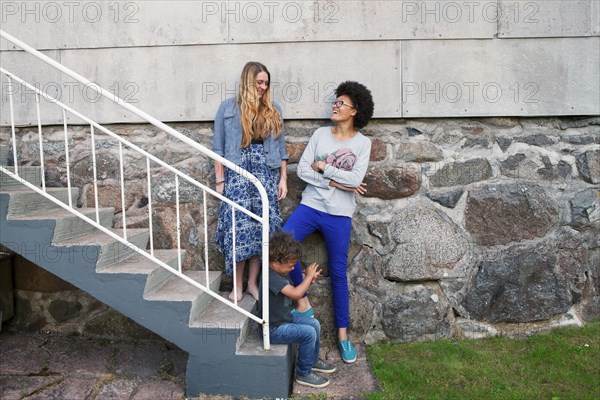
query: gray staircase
[{"left": 0, "top": 144, "right": 293, "bottom": 398}]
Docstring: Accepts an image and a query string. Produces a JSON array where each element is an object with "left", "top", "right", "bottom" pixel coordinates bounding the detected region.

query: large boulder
[
  {"left": 578, "top": 245, "right": 600, "bottom": 321},
  {"left": 396, "top": 141, "right": 443, "bottom": 162},
  {"left": 381, "top": 284, "right": 453, "bottom": 343},
  {"left": 347, "top": 246, "right": 385, "bottom": 341},
  {"left": 429, "top": 158, "right": 492, "bottom": 187},
  {"left": 384, "top": 205, "right": 469, "bottom": 281},
  {"left": 370, "top": 138, "right": 387, "bottom": 161},
  {"left": 462, "top": 251, "right": 573, "bottom": 323},
  {"left": 465, "top": 183, "right": 559, "bottom": 245},
  {"left": 363, "top": 166, "right": 421, "bottom": 199},
  {"left": 500, "top": 151, "right": 572, "bottom": 181}
]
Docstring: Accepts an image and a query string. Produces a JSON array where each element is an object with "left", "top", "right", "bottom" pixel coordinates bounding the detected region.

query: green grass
[{"left": 366, "top": 322, "right": 600, "bottom": 400}]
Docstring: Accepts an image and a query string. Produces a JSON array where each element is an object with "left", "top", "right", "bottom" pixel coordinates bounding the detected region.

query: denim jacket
[{"left": 213, "top": 97, "right": 288, "bottom": 169}]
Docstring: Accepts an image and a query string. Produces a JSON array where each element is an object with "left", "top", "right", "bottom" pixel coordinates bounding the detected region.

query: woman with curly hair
[
  {"left": 213, "top": 61, "right": 288, "bottom": 302},
  {"left": 283, "top": 81, "right": 374, "bottom": 363}
]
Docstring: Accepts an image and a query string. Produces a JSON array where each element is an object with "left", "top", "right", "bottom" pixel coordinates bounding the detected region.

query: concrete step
[
  {"left": 191, "top": 293, "right": 256, "bottom": 351},
  {"left": 100, "top": 248, "right": 183, "bottom": 274},
  {"left": 0, "top": 166, "right": 43, "bottom": 190},
  {"left": 236, "top": 320, "right": 289, "bottom": 357},
  {"left": 143, "top": 252, "right": 187, "bottom": 300},
  {"left": 145, "top": 270, "right": 222, "bottom": 323},
  {"left": 2, "top": 187, "right": 80, "bottom": 219},
  {"left": 54, "top": 228, "right": 149, "bottom": 269},
  {"left": 14, "top": 207, "right": 115, "bottom": 243}
]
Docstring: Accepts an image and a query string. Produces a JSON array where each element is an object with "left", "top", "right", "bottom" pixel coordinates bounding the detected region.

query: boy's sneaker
[
  {"left": 312, "top": 359, "right": 336, "bottom": 374},
  {"left": 338, "top": 340, "right": 357, "bottom": 363},
  {"left": 295, "top": 372, "right": 330, "bottom": 388}
]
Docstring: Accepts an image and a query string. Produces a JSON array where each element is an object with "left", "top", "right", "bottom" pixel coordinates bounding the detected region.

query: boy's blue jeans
[{"left": 270, "top": 314, "right": 320, "bottom": 377}]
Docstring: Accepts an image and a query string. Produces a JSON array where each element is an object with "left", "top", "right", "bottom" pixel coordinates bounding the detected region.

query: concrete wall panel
[
  {"left": 228, "top": 0, "right": 497, "bottom": 42},
  {"left": 0, "top": 1, "right": 227, "bottom": 50},
  {"left": 0, "top": 50, "right": 63, "bottom": 126},
  {"left": 1, "top": 2, "right": 598, "bottom": 124},
  {"left": 498, "top": 0, "right": 600, "bottom": 38},
  {"left": 402, "top": 37, "right": 600, "bottom": 117},
  {"left": 0, "top": 0, "right": 499, "bottom": 51},
  {"left": 2, "top": 40, "right": 401, "bottom": 124}
]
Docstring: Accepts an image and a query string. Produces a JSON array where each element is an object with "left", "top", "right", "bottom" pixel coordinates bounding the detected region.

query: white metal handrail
[{"left": 0, "top": 29, "right": 271, "bottom": 349}]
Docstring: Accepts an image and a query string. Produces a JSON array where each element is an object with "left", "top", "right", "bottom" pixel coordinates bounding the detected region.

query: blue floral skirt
[{"left": 216, "top": 144, "right": 283, "bottom": 275}]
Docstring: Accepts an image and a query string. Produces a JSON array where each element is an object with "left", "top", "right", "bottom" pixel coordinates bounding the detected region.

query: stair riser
[
  {"left": 1, "top": 166, "right": 43, "bottom": 189},
  {"left": 53, "top": 209, "right": 114, "bottom": 243},
  {"left": 4, "top": 188, "right": 79, "bottom": 218},
  {"left": 144, "top": 264, "right": 175, "bottom": 296},
  {"left": 96, "top": 231, "right": 149, "bottom": 269},
  {"left": 145, "top": 270, "right": 223, "bottom": 327},
  {"left": 236, "top": 316, "right": 252, "bottom": 352},
  {"left": 189, "top": 273, "right": 223, "bottom": 324}
]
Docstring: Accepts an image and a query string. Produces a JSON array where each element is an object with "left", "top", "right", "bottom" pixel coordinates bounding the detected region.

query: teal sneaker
[
  {"left": 291, "top": 307, "right": 314, "bottom": 318},
  {"left": 338, "top": 340, "right": 357, "bottom": 363}
]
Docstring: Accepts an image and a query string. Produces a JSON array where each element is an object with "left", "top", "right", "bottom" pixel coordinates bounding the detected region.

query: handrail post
[{"left": 262, "top": 216, "right": 271, "bottom": 350}]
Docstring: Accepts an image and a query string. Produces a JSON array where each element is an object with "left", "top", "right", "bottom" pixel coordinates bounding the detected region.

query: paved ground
[{"left": 0, "top": 331, "right": 379, "bottom": 399}]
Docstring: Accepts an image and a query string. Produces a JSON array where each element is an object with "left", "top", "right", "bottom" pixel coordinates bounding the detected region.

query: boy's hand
[{"left": 306, "top": 262, "right": 322, "bottom": 283}]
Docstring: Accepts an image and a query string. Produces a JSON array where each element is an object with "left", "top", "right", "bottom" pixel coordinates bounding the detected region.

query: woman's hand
[
  {"left": 214, "top": 161, "right": 225, "bottom": 195},
  {"left": 278, "top": 178, "right": 288, "bottom": 200},
  {"left": 311, "top": 160, "right": 326, "bottom": 173},
  {"left": 330, "top": 181, "right": 367, "bottom": 196}
]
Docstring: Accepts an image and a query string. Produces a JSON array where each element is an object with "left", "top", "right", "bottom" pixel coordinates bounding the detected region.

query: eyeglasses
[{"left": 332, "top": 100, "right": 355, "bottom": 109}]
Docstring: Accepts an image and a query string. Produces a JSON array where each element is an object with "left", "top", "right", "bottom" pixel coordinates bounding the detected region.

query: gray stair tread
[
  {"left": 0, "top": 165, "right": 43, "bottom": 185},
  {"left": 1, "top": 165, "right": 41, "bottom": 171},
  {"left": 236, "top": 323, "right": 289, "bottom": 357},
  {"left": 1, "top": 187, "right": 73, "bottom": 195},
  {"left": 1, "top": 165, "right": 42, "bottom": 174},
  {"left": 145, "top": 270, "right": 221, "bottom": 302},
  {"left": 191, "top": 292, "right": 256, "bottom": 329},
  {"left": 13, "top": 207, "right": 114, "bottom": 221},
  {"left": 3, "top": 187, "right": 80, "bottom": 219},
  {"left": 101, "top": 249, "right": 182, "bottom": 275},
  {"left": 54, "top": 228, "right": 148, "bottom": 247}
]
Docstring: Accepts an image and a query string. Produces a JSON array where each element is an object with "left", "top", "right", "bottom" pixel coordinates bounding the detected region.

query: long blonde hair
[{"left": 237, "top": 62, "right": 282, "bottom": 148}]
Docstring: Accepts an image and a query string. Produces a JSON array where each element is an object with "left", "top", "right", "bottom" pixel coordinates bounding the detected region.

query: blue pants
[
  {"left": 284, "top": 204, "right": 352, "bottom": 328},
  {"left": 270, "top": 314, "right": 321, "bottom": 377}
]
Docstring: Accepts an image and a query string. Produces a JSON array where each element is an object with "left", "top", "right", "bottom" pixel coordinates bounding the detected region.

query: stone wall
[{"left": 1, "top": 115, "right": 599, "bottom": 343}]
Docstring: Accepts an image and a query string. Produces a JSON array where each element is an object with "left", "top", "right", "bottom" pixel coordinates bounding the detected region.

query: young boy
[{"left": 260, "top": 231, "right": 336, "bottom": 388}]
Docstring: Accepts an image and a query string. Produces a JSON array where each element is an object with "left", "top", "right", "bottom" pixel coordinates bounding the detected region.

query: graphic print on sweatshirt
[{"left": 316, "top": 148, "right": 357, "bottom": 171}]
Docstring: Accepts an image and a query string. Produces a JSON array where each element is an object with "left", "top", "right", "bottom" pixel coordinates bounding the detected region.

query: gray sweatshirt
[{"left": 297, "top": 126, "right": 372, "bottom": 217}]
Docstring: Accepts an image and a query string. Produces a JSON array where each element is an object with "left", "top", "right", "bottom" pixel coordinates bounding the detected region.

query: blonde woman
[{"left": 213, "top": 62, "right": 288, "bottom": 302}]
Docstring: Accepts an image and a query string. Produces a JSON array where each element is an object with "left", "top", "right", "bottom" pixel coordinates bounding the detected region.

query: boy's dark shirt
[{"left": 258, "top": 268, "right": 294, "bottom": 328}]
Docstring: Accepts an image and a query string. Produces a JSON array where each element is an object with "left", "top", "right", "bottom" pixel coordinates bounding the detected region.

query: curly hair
[
  {"left": 269, "top": 231, "right": 303, "bottom": 264},
  {"left": 335, "top": 81, "right": 374, "bottom": 130}
]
